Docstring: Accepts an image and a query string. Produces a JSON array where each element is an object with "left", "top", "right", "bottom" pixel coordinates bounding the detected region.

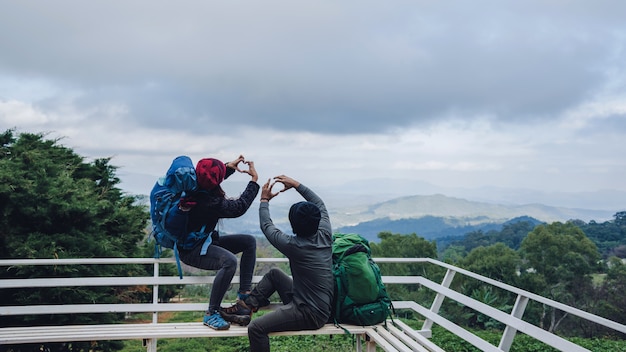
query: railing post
[
  {"left": 146, "top": 260, "right": 159, "bottom": 352},
  {"left": 356, "top": 333, "right": 363, "bottom": 352},
  {"left": 143, "top": 338, "right": 157, "bottom": 352},
  {"left": 365, "top": 335, "right": 377, "bottom": 352},
  {"left": 498, "top": 294, "right": 529, "bottom": 352},
  {"left": 152, "top": 261, "right": 159, "bottom": 323},
  {"left": 421, "top": 268, "right": 456, "bottom": 333}
]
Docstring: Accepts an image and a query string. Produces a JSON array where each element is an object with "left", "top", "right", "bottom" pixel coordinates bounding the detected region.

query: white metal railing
[{"left": 1, "top": 257, "right": 625, "bottom": 352}]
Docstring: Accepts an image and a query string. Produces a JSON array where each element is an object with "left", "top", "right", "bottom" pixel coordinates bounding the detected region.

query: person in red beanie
[{"left": 177, "top": 155, "right": 260, "bottom": 330}]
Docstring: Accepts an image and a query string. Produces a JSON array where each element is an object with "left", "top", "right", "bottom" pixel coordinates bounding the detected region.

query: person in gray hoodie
[{"left": 219, "top": 175, "right": 333, "bottom": 352}]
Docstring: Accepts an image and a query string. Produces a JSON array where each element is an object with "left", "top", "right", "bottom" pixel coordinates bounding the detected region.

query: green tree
[
  {"left": 493, "top": 221, "right": 537, "bottom": 250},
  {"left": 460, "top": 243, "right": 521, "bottom": 284},
  {"left": 519, "top": 222, "right": 600, "bottom": 333},
  {"left": 614, "top": 211, "right": 626, "bottom": 227},
  {"left": 370, "top": 231, "right": 437, "bottom": 276},
  {"left": 448, "top": 244, "right": 520, "bottom": 329},
  {"left": 461, "top": 230, "right": 492, "bottom": 252},
  {"left": 0, "top": 130, "right": 149, "bottom": 351},
  {"left": 579, "top": 212, "right": 626, "bottom": 258},
  {"left": 446, "top": 220, "right": 537, "bottom": 255},
  {"left": 597, "top": 257, "right": 626, "bottom": 326},
  {"left": 370, "top": 232, "right": 441, "bottom": 309},
  {"left": 440, "top": 244, "right": 466, "bottom": 264}
]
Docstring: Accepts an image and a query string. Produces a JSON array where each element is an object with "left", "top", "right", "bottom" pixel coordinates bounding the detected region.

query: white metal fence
[{"left": 1, "top": 257, "right": 625, "bottom": 351}]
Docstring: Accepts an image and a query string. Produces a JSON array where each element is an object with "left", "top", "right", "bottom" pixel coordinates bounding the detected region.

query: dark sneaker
[
  {"left": 203, "top": 310, "right": 230, "bottom": 330},
  {"left": 220, "top": 300, "right": 253, "bottom": 326}
]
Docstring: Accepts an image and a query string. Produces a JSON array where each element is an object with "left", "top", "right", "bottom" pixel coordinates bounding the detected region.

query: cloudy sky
[{"left": 1, "top": 1, "right": 625, "bottom": 211}]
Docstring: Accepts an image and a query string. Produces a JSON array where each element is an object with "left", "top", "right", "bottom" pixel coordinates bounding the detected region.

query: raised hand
[
  {"left": 226, "top": 155, "right": 246, "bottom": 172},
  {"left": 261, "top": 178, "right": 280, "bottom": 201},
  {"left": 272, "top": 175, "right": 300, "bottom": 192},
  {"left": 242, "top": 161, "right": 258, "bottom": 182}
]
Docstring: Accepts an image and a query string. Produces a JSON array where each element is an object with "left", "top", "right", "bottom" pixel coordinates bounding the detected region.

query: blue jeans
[{"left": 179, "top": 234, "right": 256, "bottom": 312}]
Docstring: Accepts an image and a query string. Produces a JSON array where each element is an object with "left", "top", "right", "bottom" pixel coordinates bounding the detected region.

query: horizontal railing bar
[
  {"left": 0, "top": 275, "right": 420, "bottom": 288},
  {"left": 0, "top": 303, "right": 208, "bottom": 315},
  {"left": 0, "top": 257, "right": 292, "bottom": 266},
  {"left": 399, "top": 301, "right": 502, "bottom": 352},
  {"left": 0, "top": 257, "right": 426, "bottom": 267}
]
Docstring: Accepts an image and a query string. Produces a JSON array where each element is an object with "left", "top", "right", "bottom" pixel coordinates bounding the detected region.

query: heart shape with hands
[
  {"left": 227, "top": 155, "right": 257, "bottom": 178},
  {"left": 262, "top": 175, "right": 300, "bottom": 201}
]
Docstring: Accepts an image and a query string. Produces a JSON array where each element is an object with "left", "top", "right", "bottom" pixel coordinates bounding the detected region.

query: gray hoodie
[{"left": 259, "top": 184, "right": 333, "bottom": 320}]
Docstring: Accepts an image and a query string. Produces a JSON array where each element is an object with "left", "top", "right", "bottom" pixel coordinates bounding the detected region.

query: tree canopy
[
  {"left": 0, "top": 130, "right": 150, "bottom": 351},
  {"left": 518, "top": 222, "right": 601, "bottom": 333},
  {"left": 0, "top": 130, "right": 147, "bottom": 260}
]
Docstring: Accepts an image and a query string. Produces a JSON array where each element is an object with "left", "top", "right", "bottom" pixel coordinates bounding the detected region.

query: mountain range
[
  {"left": 132, "top": 171, "right": 625, "bottom": 244},
  {"left": 211, "top": 191, "right": 618, "bottom": 243}
]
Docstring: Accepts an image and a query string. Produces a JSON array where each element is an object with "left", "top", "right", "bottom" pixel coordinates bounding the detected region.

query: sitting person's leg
[
  {"left": 216, "top": 234, "right": 257, "bottom": 297},
  {"left": 179, "top": 242, "right": 238, "bottom": 330},
  {"left": 221, "top": 267, "right": 292, "bottom": 325},
  {"left": 248, "top": 267, "right": 293, "bottom": 307},
  {"left": 248, "top": 303, "right": 326, "bottom": 352}
]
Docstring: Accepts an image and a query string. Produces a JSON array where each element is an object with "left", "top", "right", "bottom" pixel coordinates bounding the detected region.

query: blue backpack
[{"left": 149, "top": 156, "right": 212, "bottom": 279}]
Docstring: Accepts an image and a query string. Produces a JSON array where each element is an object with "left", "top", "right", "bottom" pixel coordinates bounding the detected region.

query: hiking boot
[
  {"left": 220, "top": 300, "right": 253, "bottom": 326},
  {"left": 203, "top": 310, "right": 230, "bottom": 330}
]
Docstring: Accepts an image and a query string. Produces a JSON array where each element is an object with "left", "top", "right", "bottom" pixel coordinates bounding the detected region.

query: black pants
[
  {"left": 246, "top": 268, "right": 326, "bottom": 352},
  {"left": 178, "top": 234, "right": 256, "bottom": 312}
]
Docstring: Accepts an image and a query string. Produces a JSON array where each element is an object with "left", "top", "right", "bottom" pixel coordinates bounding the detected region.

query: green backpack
[{"left": 331, "top": 233, "right": 393, "bottom": 326}]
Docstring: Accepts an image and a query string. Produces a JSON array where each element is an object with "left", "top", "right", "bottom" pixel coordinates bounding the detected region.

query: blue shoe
[{"left": 203, "top": 310, "right": 230, "bottom": 330}]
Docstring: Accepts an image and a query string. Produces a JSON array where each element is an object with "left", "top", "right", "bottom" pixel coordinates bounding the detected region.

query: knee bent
[
  {"left": 268, "top": 267, "right": 283, "bottom": 276},
  {"left": 248, "top": 320, "right": 263, "bottom": 335},
  {"left": 243, "top": 235, "right": 257, "bottom": 250},
  {"left": 222, "top": 255, "right": 238, "bottom": 271}
]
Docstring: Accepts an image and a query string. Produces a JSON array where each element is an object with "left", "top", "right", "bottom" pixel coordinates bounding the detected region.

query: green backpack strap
[{"left": 333, "top": 263, "right": 351, "bottom": 334}]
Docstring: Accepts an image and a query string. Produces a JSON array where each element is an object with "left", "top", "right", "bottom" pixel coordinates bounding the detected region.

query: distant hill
[
  {"left": 336, "top": 215, "right": 545, "bottom": 243},
  {"left": 335, "top": 216, "right": 499, "bottom": 242},
  {"left": 331, "top": 194, "right": 613, "bottom": 225},
  {"left": 332, "top": 194, "right": 615, "bottom": 242},
  {"left": 139, "top": 192, "right": 618, "bottom": 241}
]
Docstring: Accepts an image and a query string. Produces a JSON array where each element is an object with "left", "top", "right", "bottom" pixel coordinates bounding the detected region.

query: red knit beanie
[{"left": 196, "top": 158, "right": 226, "bottom": 190}]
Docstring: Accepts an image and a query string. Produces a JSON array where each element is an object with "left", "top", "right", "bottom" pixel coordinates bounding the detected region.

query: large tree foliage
[
  {"left": 519, "top": 222, "right": 600, "bottom": 333},
  {"left": 443, "top": 244, "right": 520, "bottom": 329},
  {"left": 0, "top": 131, "right": 147, "bottom": 259},
  {"left": 578, "top": 212, "right": 626, "bottom": 258},
  {"left": 0, "top": 130, "right": 149, "bottom": 351},
  {"left": 370, "top": 231, "right": 437, "bottom": 276},
  {"left": 444, "top": 220, "right": 538, "bottom": 256},
  {"left": 460, "top": 243, "right": 521, "bottom": 284},
  {"left": 370, "top": 231, "right": 441, "bottom": 309},
  {"left": 521, "top": 222, "right": 599, "bottom": 286},
  {"left": 597, "top": 257, "right": 626, "bottom": 326}
]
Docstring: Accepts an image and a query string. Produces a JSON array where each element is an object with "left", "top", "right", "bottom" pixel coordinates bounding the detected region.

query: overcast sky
[{"left": 1, "top": 1, "right": 625, "bottom": 210}]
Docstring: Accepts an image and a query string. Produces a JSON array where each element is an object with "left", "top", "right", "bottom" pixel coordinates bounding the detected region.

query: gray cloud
[
  {"left": 1, "top": 1, "right": 626, "bottom": 209},
  {"left": 2, "top": 1, "right": 625, "bottom": 135}
]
